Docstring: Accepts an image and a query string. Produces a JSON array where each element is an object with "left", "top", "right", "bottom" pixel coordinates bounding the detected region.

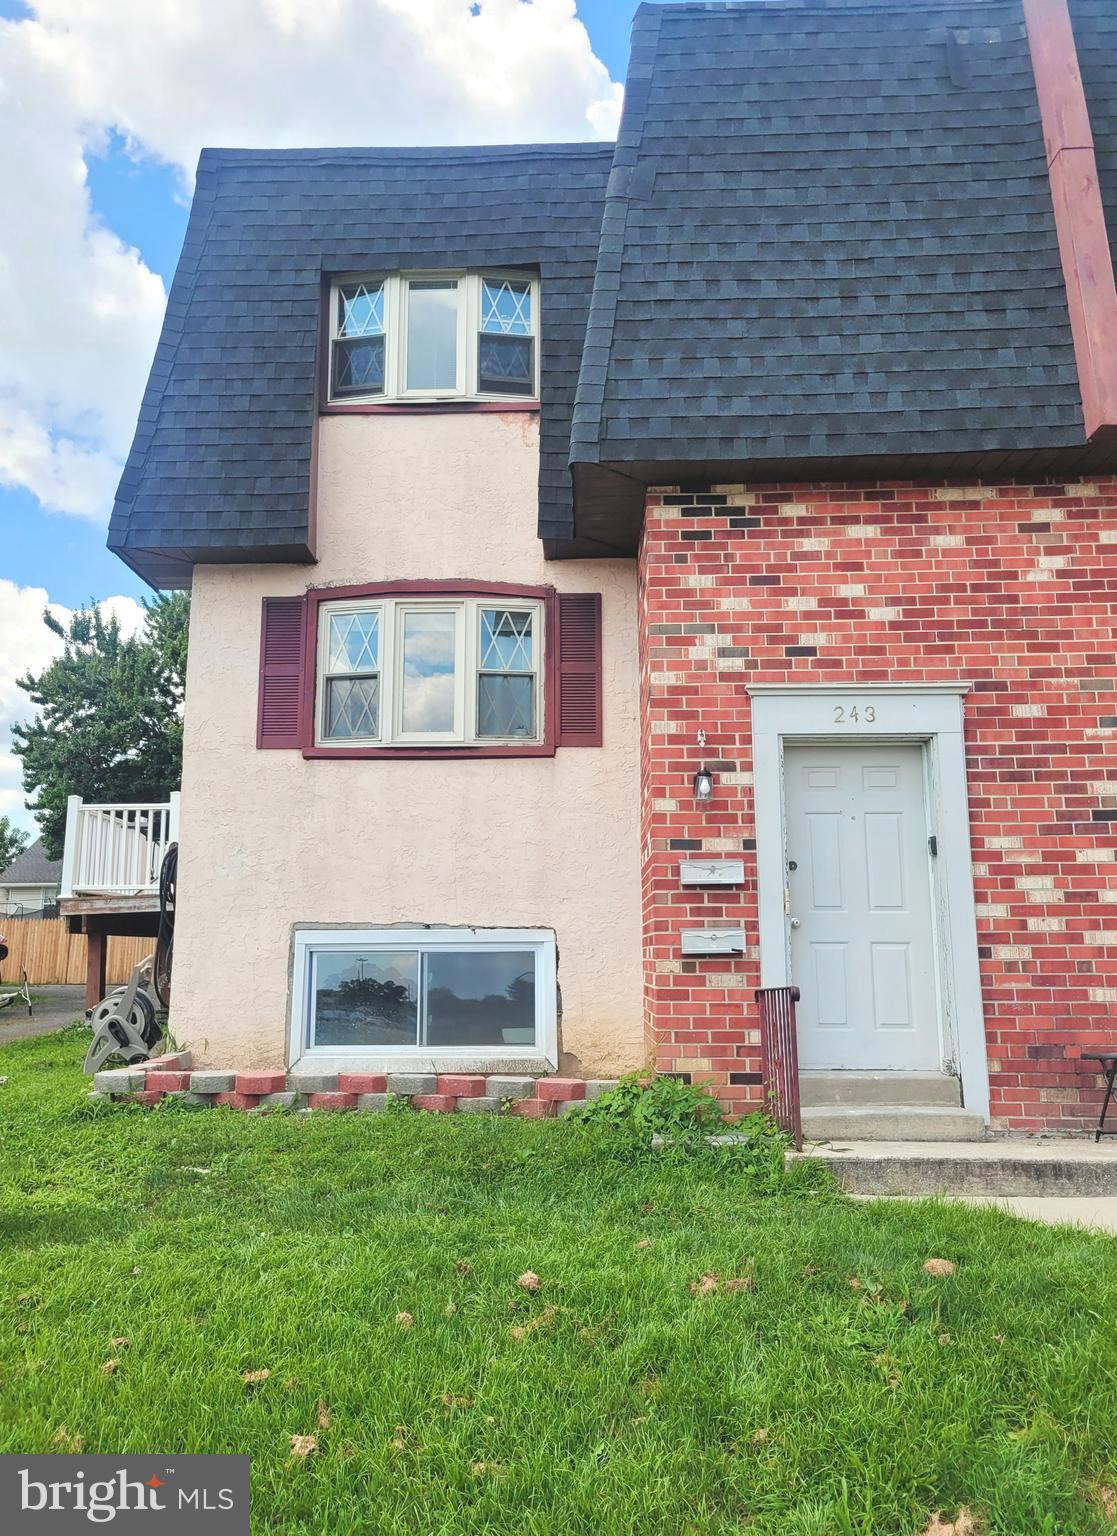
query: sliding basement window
[{"left": 291, "top": 928, "right": 558, "bottom": 1062}]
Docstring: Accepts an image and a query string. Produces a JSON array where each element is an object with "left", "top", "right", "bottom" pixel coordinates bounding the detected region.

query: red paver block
[
  {"left": 535, "top": 1078, "right": 587, "bottom": 1102},
  {"left": 144, "top": 1071, "right": 191, "bottom": 1092},
  {"left": 143, "top": 1053, "right": 192, "bottom": 1071},
  {"left": 133, "top": 1090, "right": 166, "bottom": 1107},
  {"left": 235, "top": 1071, "right": 287, "bottom": 1095},
  {"left": 436, "top": 1074, "right": 487, "bottom": 1097},
  {"left": 512, "top": 1097, "right": 554, "bottom": 1118},
  {"left": 411, "top": 1094, "right": 457, "bottom": 1113},
  {"left": 307, "top": 1092, "right": 358, "bottom": 1111},
  {"left": 337, "top": 1073, "right": 389, "bottom": 1095},
  {"left": 214, "top": 1091, "right": 260, "bottom": 1111}
]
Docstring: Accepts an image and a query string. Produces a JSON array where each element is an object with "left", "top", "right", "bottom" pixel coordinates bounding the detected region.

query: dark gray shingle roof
[
  {"left": 0, "top": 839, "right": 62, "bottom": 887},
  {"left": 108, "top": 144, "right": 612, "bottom": 583},
  {"left": 566, "top": 0, "right": 1117, "bottom": 548}
]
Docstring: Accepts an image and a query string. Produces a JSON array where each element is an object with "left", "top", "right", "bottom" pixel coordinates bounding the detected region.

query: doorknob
[{"left": 789, "top": 917, "right": 801, "bottom": 929}]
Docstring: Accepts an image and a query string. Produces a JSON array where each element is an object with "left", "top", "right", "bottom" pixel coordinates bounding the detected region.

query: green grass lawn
[{"left": 1, "top": 1029, "right": 1116, "bottom": 1535}]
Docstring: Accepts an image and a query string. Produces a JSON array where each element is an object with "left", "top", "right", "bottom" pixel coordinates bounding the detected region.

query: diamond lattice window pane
[
  {"left": 338, "top": 282, "right": 385, "bottom": 337},
  {"left": 333, "top": 335, "right": 385, "bottom": 396},
  {"left": 328, "top": 611, "right": 379, "bottom": 672},
  {"left": 325, "top": 675, "right": 380, "bottom": 739},
  {"left": 478, "top": 334, "right": 533, "bottom": 395},
  {"left": 481, "top": 279, "right": 532, "bottom": 335},
  {"left": 480, "top": 609, "right": 533, "bottom": 672},
  {"left": 478, "top": 674, "right": 535, "bottom": 738}
]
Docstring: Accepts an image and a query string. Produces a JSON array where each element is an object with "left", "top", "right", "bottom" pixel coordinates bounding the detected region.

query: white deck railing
[{"left": 59, "top": 793, "right": 180, "bottom": 898}]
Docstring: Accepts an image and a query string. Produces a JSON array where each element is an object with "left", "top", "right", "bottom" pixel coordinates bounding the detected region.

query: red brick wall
[{"left": 639, "top": 478, "right": 1117, "bottom": 1131}]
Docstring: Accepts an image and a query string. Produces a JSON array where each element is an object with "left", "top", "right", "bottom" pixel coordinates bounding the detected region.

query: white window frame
[
  {"left": 316, "top": 595, "right": 544, "bottom": 749},
  {"left": 328, "top": 271, "right": 540, "bottom": 404},
  {"left": 289, "top": 926, "right": 559, "bottom": 1070}
]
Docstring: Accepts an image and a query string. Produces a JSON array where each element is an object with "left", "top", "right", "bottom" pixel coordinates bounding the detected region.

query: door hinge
[
  {"left": 928, "top": 834, "right": 938, "bottom": 858},
  {"left": 783, "top": 886, "right": 791, "bottom": 915}
]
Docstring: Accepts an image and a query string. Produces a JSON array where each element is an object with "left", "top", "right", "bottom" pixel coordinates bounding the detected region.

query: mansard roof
[
  {"left": 565, "top": 0, "right": 1117, "bottom": 552},
  {"left": 108, "top": 144, "right": 613, "bottom": 585}
]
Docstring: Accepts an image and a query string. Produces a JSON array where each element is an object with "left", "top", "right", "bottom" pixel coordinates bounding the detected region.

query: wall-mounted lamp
[{"left": 693, "top": 766, "right": 714, "bottom": 801}]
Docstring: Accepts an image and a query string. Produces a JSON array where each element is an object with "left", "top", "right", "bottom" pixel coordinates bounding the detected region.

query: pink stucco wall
[{"left": 170, "top": 411, "right": 643, "bottom": 1074}]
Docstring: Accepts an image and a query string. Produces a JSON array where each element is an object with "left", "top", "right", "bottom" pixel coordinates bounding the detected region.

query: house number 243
[{"left": 833, "top": 704, "right": 876, "bottom": 724}]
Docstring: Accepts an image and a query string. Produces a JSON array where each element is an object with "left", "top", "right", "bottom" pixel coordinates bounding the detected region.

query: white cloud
[
  {"left": 0, "top": 580, "right": 145, "bottom": 834},
  {"left": 0, "top": 1, "right": 620, "bottom": 526}
]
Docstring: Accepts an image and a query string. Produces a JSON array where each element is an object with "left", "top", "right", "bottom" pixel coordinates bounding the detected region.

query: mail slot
[
  {"left": 680, "top": 928, "right": 747, "bottom": 956},
  {"left": 679, "top": 859, "right": 745, "bottom": 887}
]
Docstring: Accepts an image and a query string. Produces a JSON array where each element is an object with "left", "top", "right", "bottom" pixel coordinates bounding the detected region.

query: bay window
[
  {"left": 317, "top": 594, "right": 543, "bottom": 748},
  {"left": 329, "top": 271, "right": 538, "bottom": 403}
]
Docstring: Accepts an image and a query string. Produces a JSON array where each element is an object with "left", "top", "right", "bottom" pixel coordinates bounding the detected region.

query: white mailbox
[
  {"left": 679, "top": 858, "right": 745, "bottom": 887},
  {"left": 680, "top": 928, "right": 747, "bottom": 956}
]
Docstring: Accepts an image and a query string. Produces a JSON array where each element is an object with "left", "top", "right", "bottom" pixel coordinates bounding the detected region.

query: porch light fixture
[{"left": 693, "top": 766, "right": 714, "bottom": 801}]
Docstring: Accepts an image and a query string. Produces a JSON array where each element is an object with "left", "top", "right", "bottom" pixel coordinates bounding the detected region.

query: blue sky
[{"left": 0, "top": 1, "right": 634, "bottom": 609}]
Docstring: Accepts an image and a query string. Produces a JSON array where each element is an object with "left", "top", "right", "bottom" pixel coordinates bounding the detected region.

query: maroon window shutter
[
  {"left": 257, "top": 597, "right": 306, "bottom": 749},
  {"left": 555, "top": 592, "right": 603, "bottom": 747}
]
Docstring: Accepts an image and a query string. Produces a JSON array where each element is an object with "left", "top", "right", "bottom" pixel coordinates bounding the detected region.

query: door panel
[{"left": 785, "top": 743, "right": 939, "bottom": 1070}]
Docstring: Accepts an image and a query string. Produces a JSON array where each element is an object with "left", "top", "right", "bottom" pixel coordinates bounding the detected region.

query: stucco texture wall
[{"left": 171, "top": 412, "right": 642, "bottom": 1074}]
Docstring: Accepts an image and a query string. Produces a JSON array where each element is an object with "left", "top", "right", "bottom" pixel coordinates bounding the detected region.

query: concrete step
[
  {"left": 799, "top": 1071, "right": 961, "bottom": 1108},
  {"left": 792, "top": 1138, "right": 1117, "bottom": 1197},
  {"left": 801, "top": 1104, "right": 985, "bottom": 1142}
]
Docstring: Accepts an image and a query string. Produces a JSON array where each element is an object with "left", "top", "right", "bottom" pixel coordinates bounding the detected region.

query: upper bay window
[
  {"left": 318, "top": 595, "right": 543, "bottom": 748},
  {"left": 329, "top": 272, "right": 538, "bottom": 404}
]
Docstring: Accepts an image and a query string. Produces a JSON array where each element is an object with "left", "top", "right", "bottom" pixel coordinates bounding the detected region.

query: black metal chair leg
[{"left": 1097, "top": 1060, "right": 1117, "bottom": 1144}]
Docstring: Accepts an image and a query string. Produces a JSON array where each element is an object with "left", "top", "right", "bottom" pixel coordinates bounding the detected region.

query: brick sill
[
  {"left": 320, "top": 400, "right": 539, "bottom": 416},
  {"left": 303, "top": 743, "right": 556, "bottom": 760}
]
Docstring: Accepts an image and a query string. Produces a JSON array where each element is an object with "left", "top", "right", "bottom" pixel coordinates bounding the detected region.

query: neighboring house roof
[
  {"left": 107, "top": 144, "right": 614, "bottom": 585},
  {"left": 567, "top": 0, "right": 1117, "bottom": 552},
  {"left": 0, "top": 839, "right": 62, "bottom": 887}
]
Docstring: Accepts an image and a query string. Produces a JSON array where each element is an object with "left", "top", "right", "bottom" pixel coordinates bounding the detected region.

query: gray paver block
[
  {"left": 176, "top": 1092, "right": 215, "bottom": 1109},
  {"left": 85, "top": 1090, "right": 111, "bottom": 1105},
  {"left": 486, "top": 1075, "right": 537, "bottom": 1100},
  {"left": 188, "top": 1070, "right": 237, "bottom": 1093},
  {"left": 557, "top": 1097, "right": 586, "bottom": 1116},
  {"left": 288, "top": 1073, "right": 338, "bottom": 1095},
  {"left": 584, "top": 1080, "right": 618, "bottom": 1100},
  {"left": 387, "top": 1074, "right": 437, "bottom": 1096},
  {"left": 457, "top": 1095, "right": 501, "bottom": 1114},
  {"left": 94, "top": 1069, "right": 145, "bottom": 1093},
  {"left": 356, "top": 1093, "right": 389, "bottom": 1113},
  {"left": 258, "top": 1091, "right": 298, "bottom": 1110}
]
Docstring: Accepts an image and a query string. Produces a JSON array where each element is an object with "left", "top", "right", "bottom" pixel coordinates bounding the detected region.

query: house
[
  {"left": 100, "top": 0, "right": 1117, "bottom": 1135},
  {"left": 0, "top": 839, "right": 62, "bottom": 919}
]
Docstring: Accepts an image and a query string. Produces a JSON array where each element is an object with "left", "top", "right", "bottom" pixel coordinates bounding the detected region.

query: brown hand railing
[{"left": 755, "top": 985, "right": 802, "bottom": 1149}]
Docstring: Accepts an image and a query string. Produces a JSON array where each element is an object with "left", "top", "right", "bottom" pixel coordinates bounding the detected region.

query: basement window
[
  {"left": 291, "top": 927, "right": 558, "bottom": 1060},
  {"left": 329, "top": 272, "right": 539, "bottom": 403}
]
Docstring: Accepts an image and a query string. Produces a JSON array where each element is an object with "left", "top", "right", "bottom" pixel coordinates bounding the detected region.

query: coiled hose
[{"left": 154, "top": 842, "right": 177, "bottom": 1008}]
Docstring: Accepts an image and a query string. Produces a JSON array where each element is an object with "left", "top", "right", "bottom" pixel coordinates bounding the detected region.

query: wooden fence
[{"left": 0, "top": 918, "right": 151, "bottom": 987}]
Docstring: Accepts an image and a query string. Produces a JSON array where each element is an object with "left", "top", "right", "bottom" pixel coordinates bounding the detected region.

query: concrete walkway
[
  {"left": 795, "top": 1136, "right": 1117, "bottom": 1200},
  {"left": 851, "top": 1192, "right": 1117, "bottom": 1235},
  {"left": 0, "top": 984, "right": 85, "bottom": 1042}
]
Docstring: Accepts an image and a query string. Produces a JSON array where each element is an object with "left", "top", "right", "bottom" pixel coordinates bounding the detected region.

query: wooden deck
[
  {"left": 59, "top": 896, "right": 161, "bottom": 1009},
  {"left": 59, "top": 794, "right": 178, "bottom": 1007}
]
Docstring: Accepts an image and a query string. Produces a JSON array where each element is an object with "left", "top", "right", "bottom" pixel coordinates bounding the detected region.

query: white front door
[{"left": 784, "top": 743, "right": 940, "bottom": 1071}]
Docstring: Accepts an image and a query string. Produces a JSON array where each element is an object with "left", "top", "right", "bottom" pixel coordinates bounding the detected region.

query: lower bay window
[
  {"left": 318, "top": 594, "right": 542, "bottom": 748},
  {"left": 290, "top": 927, "right": 558, "bottom": 1066},
  {"left": 256, "top": 582, "right": 602, "bottom": 754}
]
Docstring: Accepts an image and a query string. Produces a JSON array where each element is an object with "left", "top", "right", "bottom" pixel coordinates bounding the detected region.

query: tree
[
  {"left": 11, "top": 594, "right": 190, "bottom": 860},
  {"left": 0, "top": 816, "right": 30, "bottom": 874}
]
